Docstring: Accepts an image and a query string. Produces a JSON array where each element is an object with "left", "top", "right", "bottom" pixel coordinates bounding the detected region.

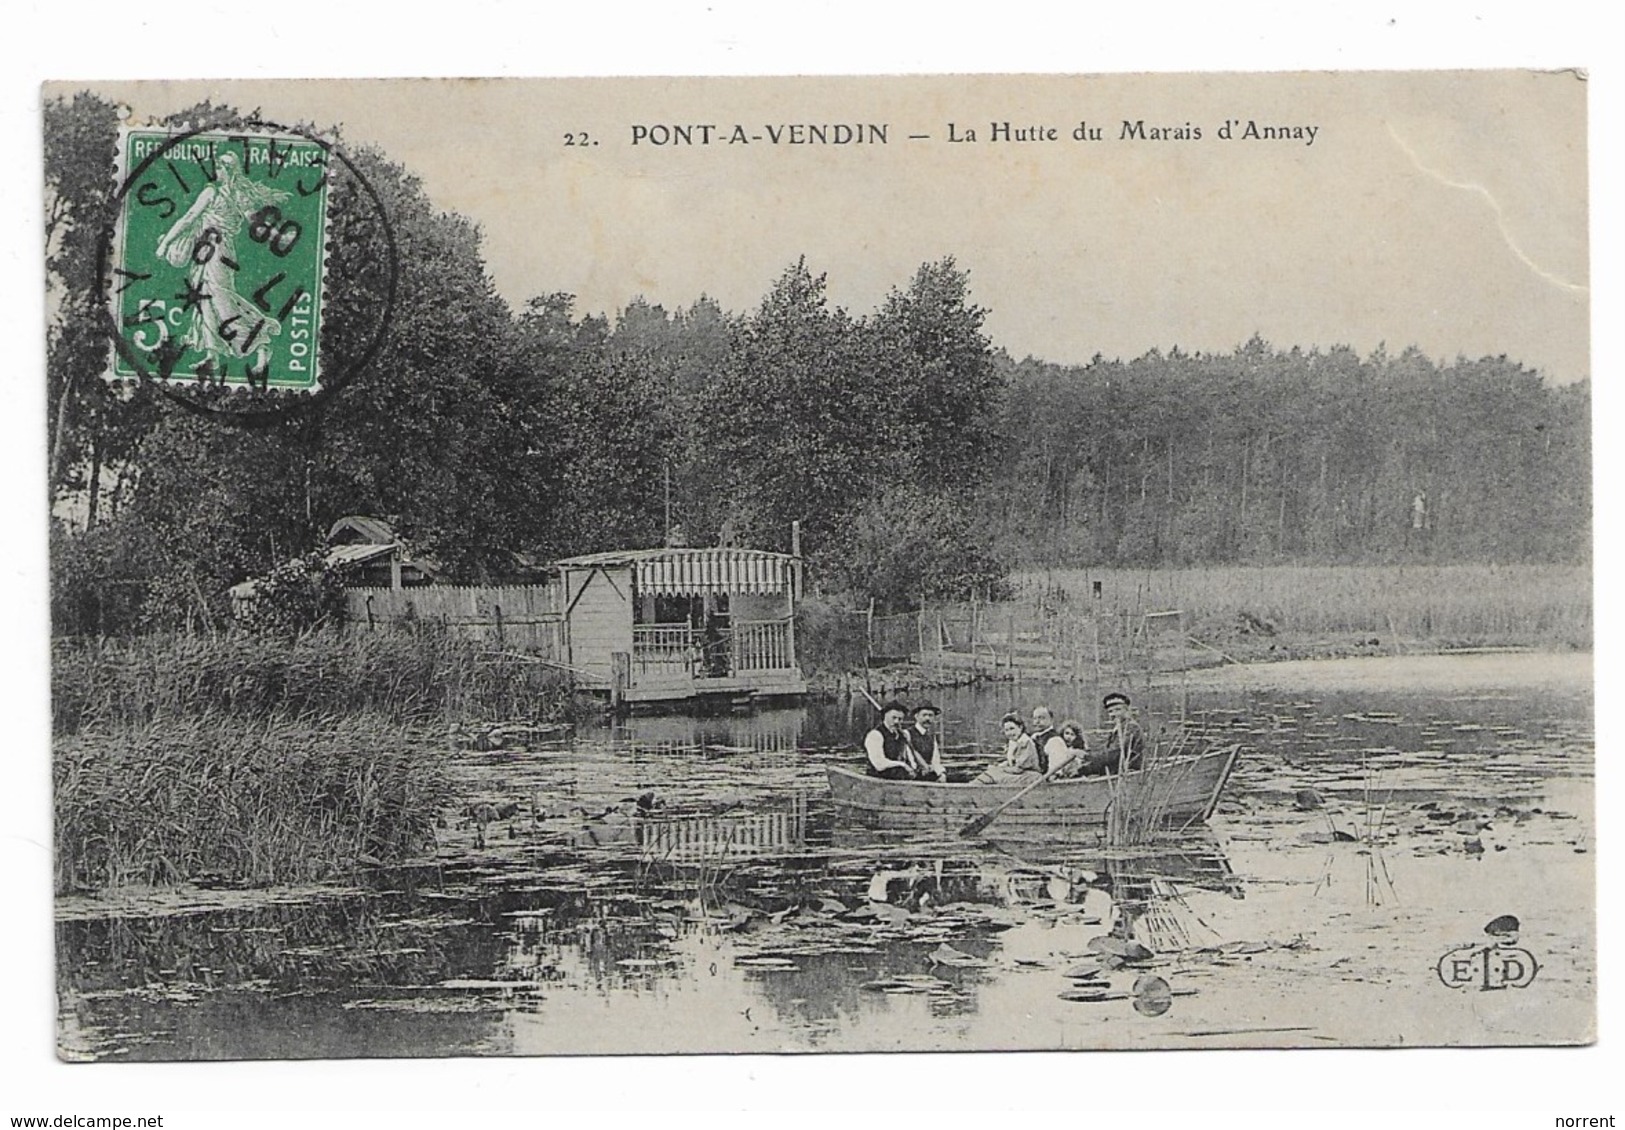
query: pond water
[{"left": 56, "top": 653, "right": 1595, "bottom": 1059}]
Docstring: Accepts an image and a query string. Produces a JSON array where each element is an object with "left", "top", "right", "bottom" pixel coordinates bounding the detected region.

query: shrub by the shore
[{"left": 794, "top": 598, "right": 872, "bottom": 678}]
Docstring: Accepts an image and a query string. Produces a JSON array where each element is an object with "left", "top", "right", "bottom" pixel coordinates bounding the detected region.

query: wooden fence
[
  {"left": 861, "top": 599, "right": 1188, "bottom": 680},
  {"left": 344, "top": 584, "right": 566, "bottom": 658}
]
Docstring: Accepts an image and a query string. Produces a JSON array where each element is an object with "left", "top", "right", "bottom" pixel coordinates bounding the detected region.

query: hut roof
[
  {"left": 326, "top": 542, "right": 399, "bottom": 567},
  {"left": 550, "top": 547, "right": 797, "bottom": 596},
  {"left": 328, "top": 515, "right": 398, "bottom": 545}
]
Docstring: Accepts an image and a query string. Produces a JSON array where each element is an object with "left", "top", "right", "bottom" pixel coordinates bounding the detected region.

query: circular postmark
[{"left": 93, "top": 119, "right": 397, "bottom": 428}]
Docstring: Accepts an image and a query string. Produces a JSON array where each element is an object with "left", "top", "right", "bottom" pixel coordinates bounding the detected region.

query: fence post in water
[
  {"left": 866, "top": 597, "right": 875, "bottom": 672},
  {"left": 970, "top": 590, "right": 979, "bottom": 676}
]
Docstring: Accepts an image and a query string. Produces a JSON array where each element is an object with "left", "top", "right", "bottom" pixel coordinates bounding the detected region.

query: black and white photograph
[
  {"left": 39, "top": 68, "right": 1594, "bottom": 1061},
  {"left": 12, "top": 8, "right": 1619, "bottom": 1117}
]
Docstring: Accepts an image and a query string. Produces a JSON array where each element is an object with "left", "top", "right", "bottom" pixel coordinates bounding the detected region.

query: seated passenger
[
  {"left": 1065, "top": 692, "right": 1146, "bottom": 776},
  {"left": 1030, "top": 704, "right": 1075, "bottom": 776},
  {"left": 905, "top": 702, "right": 948, "bottom": 782},
  {"left": 973, "top": 713, "right": 1042, "bottom": 785},
  {"left": 1048, "top": 718, "right": 1091, "bottom": 779},
  {"left": 1103, "top": 692, "right": 1147, "bottom": 772},
  {"left": 864, "top": 700, "right": 920, "bottom": 780}
]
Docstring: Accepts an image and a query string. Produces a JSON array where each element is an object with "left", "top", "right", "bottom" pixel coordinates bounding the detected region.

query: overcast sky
[{"left": 73, "top": 70, "right": 1589, "bottom": 383}]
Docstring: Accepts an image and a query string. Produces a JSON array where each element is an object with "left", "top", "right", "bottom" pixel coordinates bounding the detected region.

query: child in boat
[
  {"left": 973, "top": 713, "right": 1042, "bottom": 784},
  {"left": 1048, "top": 719, "right": 1092, "bottom": 779}
]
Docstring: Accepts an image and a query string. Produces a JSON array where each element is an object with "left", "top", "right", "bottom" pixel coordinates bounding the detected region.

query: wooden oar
[{"left": 958, "top": 767, "right": 1061, "bottom": 838}]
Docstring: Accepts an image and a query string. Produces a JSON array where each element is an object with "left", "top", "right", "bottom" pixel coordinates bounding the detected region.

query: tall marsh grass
[
  {"left": 52, "top": 628, "right": 577, "bottom": 734},
  {"left": 54, "top": 714, "right": 451, "bottom": 893},
  {"left": 51, "top": 628, "right": 576, "bottom": 893},
  {"left": 1015, "top": 564, "right": 1591, "bottom": 648}
]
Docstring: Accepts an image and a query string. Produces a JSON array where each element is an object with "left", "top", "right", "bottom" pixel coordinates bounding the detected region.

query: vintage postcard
[{"left": 43, "top": 71, "right": 1592, "bottom": 1061}]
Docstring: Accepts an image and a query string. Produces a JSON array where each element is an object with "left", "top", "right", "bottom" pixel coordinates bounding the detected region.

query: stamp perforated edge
[{"left": 105, "top": 115, "right": 338, "bottom": 399}]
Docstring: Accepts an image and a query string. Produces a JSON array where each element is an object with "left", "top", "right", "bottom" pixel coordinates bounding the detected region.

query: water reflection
[
  {"left": 612, "top": 706, "right": 811, "bottom": 756},
  {"left": 637, "top": 797, "right": 810, "bottom": 865},
  {"left": 59, "top": 806, "right": 1244, "bottom": 1058},
  {"left": 58, "top": 663, "right": 1594, "bottom": 1058}
]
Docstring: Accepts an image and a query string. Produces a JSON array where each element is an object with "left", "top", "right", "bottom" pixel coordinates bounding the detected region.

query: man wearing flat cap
[
  {"left": 1102, "top": 692, "right": 1146, "bottom": 772},
  {"left": 1067, "top": 691, "right": 1147, "bottom": 776}
]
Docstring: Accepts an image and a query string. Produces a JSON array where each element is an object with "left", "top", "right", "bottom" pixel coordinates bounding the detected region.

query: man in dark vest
[
  {"left": 904, "top": 702, "right": 948, "bottom": 782},
  {"left": 864, "top": 700, "right": 919, "bottom": 780},
  {"left": 1029, "top": 705, "right": 1064, "bottom": 774}
]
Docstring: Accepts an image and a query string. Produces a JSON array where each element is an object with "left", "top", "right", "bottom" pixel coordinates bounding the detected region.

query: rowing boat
[{"left": 826, "top": 744, "right": 1242, "bottom": 839}]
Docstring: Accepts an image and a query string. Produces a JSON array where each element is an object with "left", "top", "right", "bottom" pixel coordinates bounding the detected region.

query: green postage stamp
[{"left": 108, "top": 128, "right": 330, "bottom": 391}]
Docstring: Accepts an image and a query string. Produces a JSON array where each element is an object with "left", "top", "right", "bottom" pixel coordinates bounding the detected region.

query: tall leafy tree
[
  {"left": 45, "top": 93, "right": 165, "bottom": 526},
  {"left": 692, "top": 259, "right": 894, "bottom": 557},
  {"left": 871, "top": 259, "right": 1003, "bottom": 493}
]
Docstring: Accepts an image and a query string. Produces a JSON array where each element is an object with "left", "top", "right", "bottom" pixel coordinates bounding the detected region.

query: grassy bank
[
  {"left": 52, "top": 628, "right": 581, "bottom": 894},
  {"left": 52, "top": 628, "right": 580, "bottom": 734},
  {"left": 1015, "top": 564, "right": 1591, "bottom": 650},
  {"left": 54, "top": 715, "right": 451, "bottom": 893}
]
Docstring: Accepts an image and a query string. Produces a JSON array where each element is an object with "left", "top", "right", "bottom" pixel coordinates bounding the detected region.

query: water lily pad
[
  {"left": 1132, "top": 974, "right": 1174, "bottom": 1016},
  {"left": 929, "top": 943, "right": 987, "bottom": 968},
  {"left": 1058, "top": 989, "right": 1127, "bottom": 1003},
  {"left": 1087, "top": 936, "right": 1154, "bottom": 962}
]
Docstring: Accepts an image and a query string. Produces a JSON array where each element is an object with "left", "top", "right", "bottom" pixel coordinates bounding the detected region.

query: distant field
[{"left": 1011, "top": 564, "right": 1592, "bottom": 648}]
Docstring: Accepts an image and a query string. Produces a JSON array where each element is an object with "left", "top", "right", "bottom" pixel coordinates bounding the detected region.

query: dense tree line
[
  {"left": 46, "top": 94, "right": 1589, "bottom": 637},
  {"left": 985, "top": 341, "right": 1590, "bottom": 568}
]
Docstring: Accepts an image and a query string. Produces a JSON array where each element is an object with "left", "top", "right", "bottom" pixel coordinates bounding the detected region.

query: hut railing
[
  {"left": 733, "top": 618, "right": 793, "bottom": 671},
  {"left": 632, "top": 624, "right": 699, "bottom": 675}
]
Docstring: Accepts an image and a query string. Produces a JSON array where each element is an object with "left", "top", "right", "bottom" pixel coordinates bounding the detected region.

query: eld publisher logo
[
  {"left": 1437, "top": 914, "right": 1540, "bottom": 991},
  {"left": 1436, "top": 943, "right": 1540, "bottom": 990}
]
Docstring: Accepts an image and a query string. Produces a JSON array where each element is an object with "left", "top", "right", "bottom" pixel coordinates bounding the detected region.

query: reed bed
[
  {"left": 1103, "top": 729, "right": 1203, "bottom": 847},
  {"left": 54, "top": 714, "right": 451, "bottom": 894},
  {"left": 1015, "top": 563, "right": 1591, "bottom": 648},
  {"left": 52, "top": 628, "right": 577, "bottom": 734}
]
